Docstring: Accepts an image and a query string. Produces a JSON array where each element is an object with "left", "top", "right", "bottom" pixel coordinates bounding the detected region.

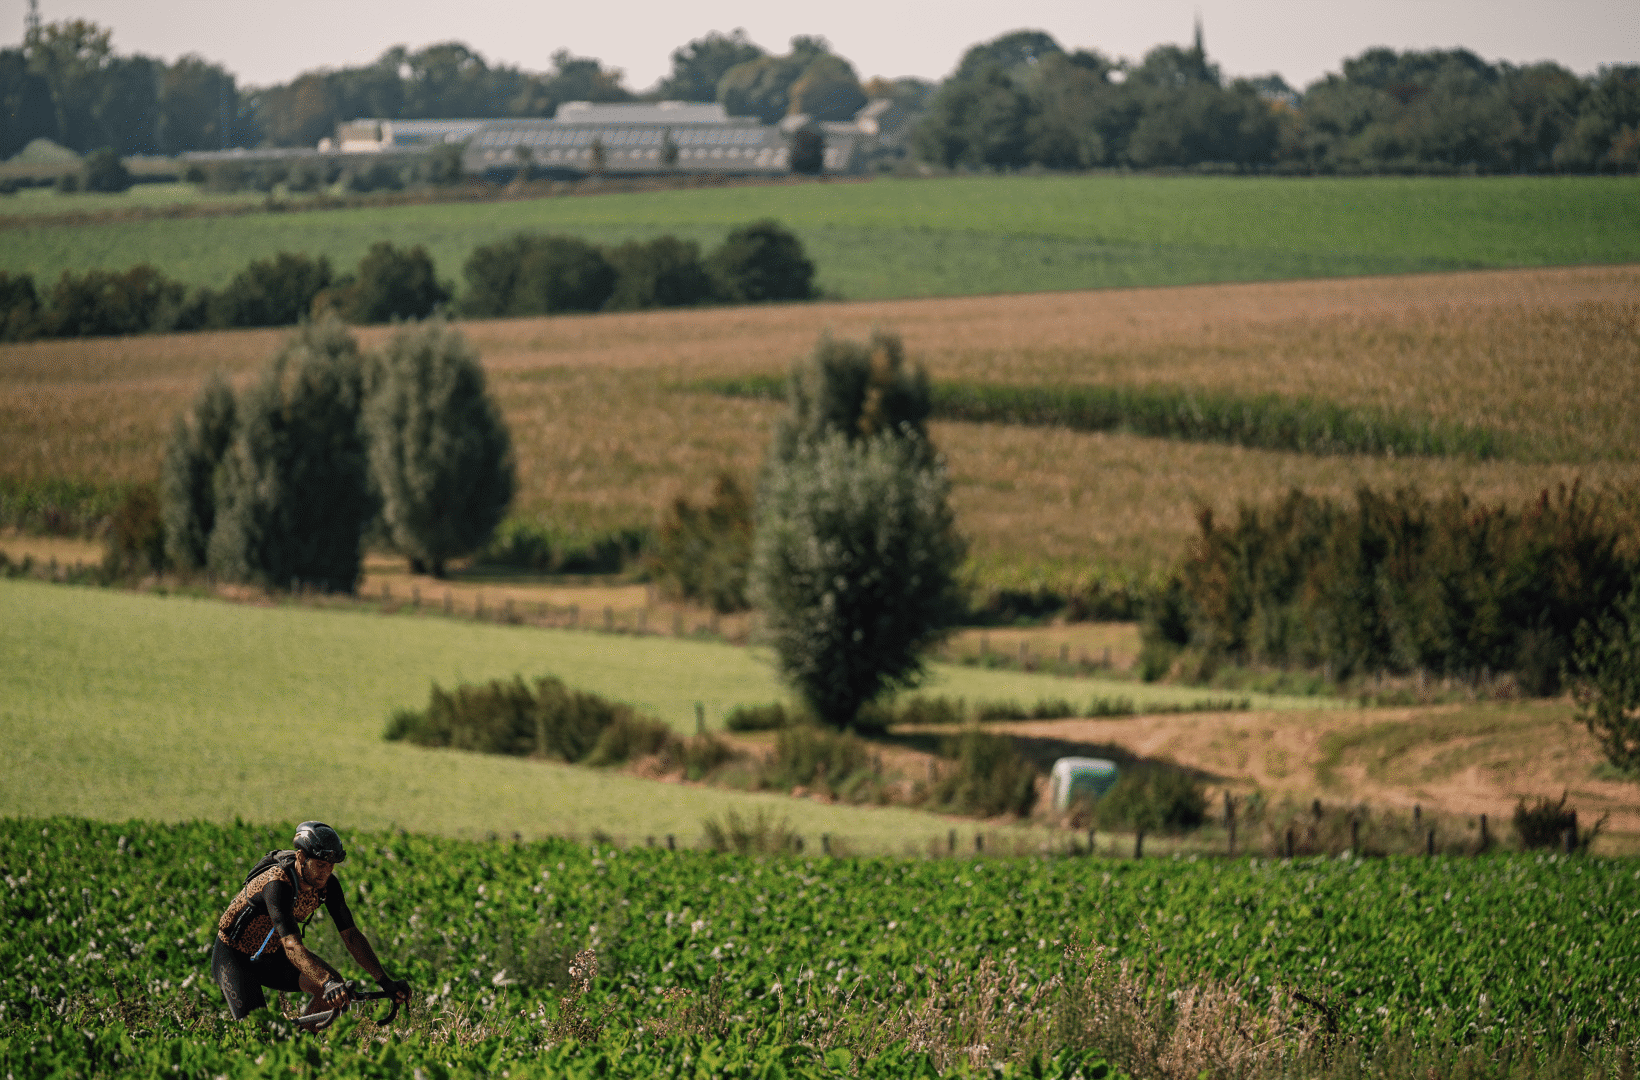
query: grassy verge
[{"left": 0, "top": 579, "right": 1330, "bottom": 847}]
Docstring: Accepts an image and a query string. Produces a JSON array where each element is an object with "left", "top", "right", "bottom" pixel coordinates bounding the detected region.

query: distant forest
[{"left": 1, "top": 22, "right": 1636, "bottom": 174}]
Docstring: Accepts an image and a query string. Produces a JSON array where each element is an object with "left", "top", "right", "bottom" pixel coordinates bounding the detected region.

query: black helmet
[{"left": 293, "top": 821, "right": 346, "bottom": 864}]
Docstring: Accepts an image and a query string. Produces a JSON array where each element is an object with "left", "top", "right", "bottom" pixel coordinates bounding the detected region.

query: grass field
[
  {"left": 3, "top": 174, "right": 1638, "bottom": 301},
  {"left": 0, "top": 578, "right": 1332, "bottom": 848},
  {"left": 4, "top": 265, "right": 1636, "bottom": 580}
]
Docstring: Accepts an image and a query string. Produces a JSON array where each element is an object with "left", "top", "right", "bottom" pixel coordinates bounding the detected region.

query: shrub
[
  {"left": 365, "top": 319, "right": 516, "bottom": 577},
  {"left": 930, "top": 729, "right": 1038, "bottom": 817},
  {"left": 208, "top": 252, "right": 334, "bottom": 329},
  {"left": 384, "top": 674, "right": 665, "bottom": 766},
  {"left": 652, "top": 472, "right": 753, "bottom": 612},
  {"left": 1567, "top": 578, "right": 1640, "bottom": 773},
  {"left": 584, "top": 714, "right": 683, "bottom": 767},
  {"left": 752, "top": 430, "right": 967, "bottom": 728},
  {"left": 40, "top": 265, "right": 194, "bottom": 337},
  {"left": 605, "top": 236, "right": 715, "bottom": 310},
  {"left": 0, "top": 271, "right": 39, "bottom": 341},
  {"left": 706, "top": 219, "right": 815, "bottom": 303},
  {"left": 763, "top": 724, "right": 874, "bottom": 790},
  {"left": 80, "top": 147, "right": 133, "bottom": 193},
  {"left": 207, "top": 317, "right": 374, "bottom": 592},
  {"left": 771, "top": 329, "right": 932, "bottom": 466},
  {"left": 475, "top": 520, "right": 648, "bottom": 575},
  {"left": 326, "top": 242, "right": 449, "bottom": 324},
  {"left": 160, "top": 373, "right": 237, "bottom": 571},
  {"left": 724, "top": 703, "right": 795, "bottom": 731},
  {"left": 1512, "top": 792, "right": 1580, "bottom": 850},
  {"left": 104, "top": 482, "right": 165, "bottom": 575},
  {"left": 1095, "top": 769, "right": 1207, "bottom": 832},
  {"left": 460, "top": 234, "right": 615, "bottom": 317}
]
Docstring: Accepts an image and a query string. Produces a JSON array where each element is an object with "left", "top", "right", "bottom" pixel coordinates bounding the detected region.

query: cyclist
[{"left": 212, "top": 821, "right": 411, "bottom": 1021}]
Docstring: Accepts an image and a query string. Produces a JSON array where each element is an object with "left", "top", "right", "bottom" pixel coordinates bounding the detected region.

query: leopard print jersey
[{"left": 216, "top": 860, "right": 327, "bottom": 955}]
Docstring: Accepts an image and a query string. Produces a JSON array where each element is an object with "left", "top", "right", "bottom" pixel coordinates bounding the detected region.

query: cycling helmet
[{"left": 293, "top": 821, "right": 347, "bottom": 864}]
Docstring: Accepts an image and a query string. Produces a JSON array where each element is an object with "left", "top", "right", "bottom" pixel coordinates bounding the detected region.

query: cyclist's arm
[
  {"left": 265, "top": 879, "right": 342, "bottom": 991},
  {"left": 324, "top": 878, "right": 401, "bottom": 991}
]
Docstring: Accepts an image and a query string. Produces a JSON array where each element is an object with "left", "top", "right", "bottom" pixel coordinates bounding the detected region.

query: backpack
[{"left": 225, "top": 849, "right": 314, "bottom": 950}]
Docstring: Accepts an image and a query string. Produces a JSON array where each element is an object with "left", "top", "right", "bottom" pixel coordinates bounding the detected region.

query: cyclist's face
[{"left": 300, "top": 855, "right": 335, "bottom": 889}]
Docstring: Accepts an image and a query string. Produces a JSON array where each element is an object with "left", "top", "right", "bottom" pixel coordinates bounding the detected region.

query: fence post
[
  {"left": 666, "top": 834, "right": 675, "bottom": 851},
  {"left": 1134, "top": 830, "right": 1144, "bottom": 859},
  {"left": 1087, "top": 828, "right": 1096, "bottom": 856},
  {"left": 1351, "top": 818, "right": 1360, "bottom": 854},
  {"left": 1479, "top": 814, "right": 1488, "bottom": 852},
  {"left": 975, "top": 833, "right": 984, "bottom": 855},
  {"left": 443, "top": 590, "right": 452, "bottom": 614},
  {"left": 695, "top": 703, "right": 705, "bottom": 735},
  {"left": 822, "top": 834, "right": 831, "bottom": 856},
  {"left": 604, "top": 605, "right": 614, "bottom": 631},
  {"left": 1426, "top": 828, "right": 1436, "bottom": 856},
  {"left": 1285, "top": 827, "right": 1295, "bottom": 859}
]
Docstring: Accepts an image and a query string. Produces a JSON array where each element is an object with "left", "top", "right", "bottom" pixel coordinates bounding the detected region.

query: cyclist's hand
[
  {"left": 379, "top": 977, "right": 412, "bottom": 1004},
  {"left": 321, "top": 978, "right": 350, "bottom": 1008}
]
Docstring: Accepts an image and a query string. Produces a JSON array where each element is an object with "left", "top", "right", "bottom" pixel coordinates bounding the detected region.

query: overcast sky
[{"left": 4, "top": 0, "right": 1636, "bottom": 91}]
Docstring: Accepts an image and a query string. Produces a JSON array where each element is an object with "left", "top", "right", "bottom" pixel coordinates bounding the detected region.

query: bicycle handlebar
[{"left": 294, "top": 981, "right": 403, "bottom": 1031}]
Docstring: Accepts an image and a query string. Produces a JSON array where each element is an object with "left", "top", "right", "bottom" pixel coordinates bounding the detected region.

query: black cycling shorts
[{"left": 212, "top": 937, "right": 304, "bottom": 1019}]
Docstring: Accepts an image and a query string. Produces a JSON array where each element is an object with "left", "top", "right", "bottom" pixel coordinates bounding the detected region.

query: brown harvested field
[
  {"left": 966, "top": 701, "right": 1640, "bottom": 852},
  {"left": 4, "top": 265, "right": 1637, "bottom": 579}
]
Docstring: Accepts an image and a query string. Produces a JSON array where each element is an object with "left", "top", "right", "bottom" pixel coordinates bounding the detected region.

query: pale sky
[{"left": 5, "top": 0, "right": 1636, "bottom": 92}]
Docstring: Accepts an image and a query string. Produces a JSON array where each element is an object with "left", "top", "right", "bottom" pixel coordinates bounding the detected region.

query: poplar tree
[
  {"left": 365, "top": 319, "right": 515, "bottom": 577},
  {"left": 207, "top": 316, "right": 373, "bottom": 592},
  {"left": 160, "top": 372, "right": 236, "bottom": 571}
]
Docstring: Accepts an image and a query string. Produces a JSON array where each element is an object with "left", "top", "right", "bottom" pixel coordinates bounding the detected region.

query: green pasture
[
  {"left": 0, "top": 579, "right": 1331, "bottom": 846},
  {"left": 3, "top": 174, "right": 1636, "bottom": 301}
]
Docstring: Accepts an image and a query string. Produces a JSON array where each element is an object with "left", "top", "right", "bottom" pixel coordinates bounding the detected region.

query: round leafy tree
[
  {"left": 707, "top": 220, "right": 815, "bottom": 303},
  {"left": 365, "top": 319, "right": 516, "bottom": 578},
  {"left": 752, "top": 429, "right": 966, "bottom": 729},
  {"left": 207, "top": 317, "right": 374, "bottom": 592}
]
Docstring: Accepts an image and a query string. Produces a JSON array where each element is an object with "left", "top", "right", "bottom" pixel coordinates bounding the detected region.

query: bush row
[
  {"left": 0, "top": 219, "right": 814, "bottom": 342},
  {"left": 1142, "top": 481, "right": 1640, "bottom": 693},
  {"left": 698, "top": 375, "right": 1501, "bottom": 460},
  {"left": 0, "top": 244, "right": 447, "bottom": 341},
  {"left": 387, "top": 676, "right": 1042, "bottom": 818},
  {"left": 460, "top": 220, "right": 813, "bottom": 317}
]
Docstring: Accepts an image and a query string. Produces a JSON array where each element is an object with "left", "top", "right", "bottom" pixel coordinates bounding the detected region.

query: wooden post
[
  {"left": 822, "top": 834, "right": 831, "bottom": 856},
  {"left": 1225, "top": 791, "right": 1236, "bottom": 856},
  {"left": 694, "top": 702, "right": 705, "bottom": 735},
  {"left": 443, "top": 590, "right": 452, "bottom": 614},
  {"left": 975, "top": 833, "right": 984, "bottom": 854},
  {"left": 1351, "top": 818, "right": 1360, "bottom": 854},
  {"left": 1285, "top": 827, "right": 1295, "bottom": 859},
  {"left": 1019, "top": 641, "right": 1030, "bottom": 669},
  {"left": 666, "top": 834, "right": 675, "bottom": 851},
  {"left": 1426, "top": 828, "right": 1436, "bottom": 856},
  {"left": 604, "top": 605, "right": 614, "bottom": 631},
  {"left": 1134, "top": 830, "right": 1144, "bottom": 859},
  {"left": 1479, "top": 814, "right": 1488, "bottom": 851},
  {"left": 948, "top": 829, "right": 956, "bottom": 855},
  {"left": 1087, "top": 828, "right": 1096, "bottom": 856},
  {"left": 475, "top": 592, "right": 484, "bottom": 619}
]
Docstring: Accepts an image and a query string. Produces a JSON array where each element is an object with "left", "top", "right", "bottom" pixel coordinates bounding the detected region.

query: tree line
[
  {"left": 5, "top": 21, "right": 1633, "bottom": 173},
  {"left": 0, "top": 219, "right": 815, "bottom": 341}
]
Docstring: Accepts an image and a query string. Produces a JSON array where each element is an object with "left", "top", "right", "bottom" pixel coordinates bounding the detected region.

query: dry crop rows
[{"left": 2, "top": 266, "right": 1636, "bottom": 580}]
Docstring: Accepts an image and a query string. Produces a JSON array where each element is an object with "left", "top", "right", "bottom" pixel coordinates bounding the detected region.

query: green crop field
[
  {"left": 3, "top": 174, "right": 1637, "bottom": 301},
  {"left": 2, "top": 818, "right": 1636, "bottom": 1080},
  {"left": 0, "top": 579, "right": 1328, "bottom": 846}
]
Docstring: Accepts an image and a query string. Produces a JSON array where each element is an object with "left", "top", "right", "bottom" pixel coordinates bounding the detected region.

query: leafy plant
[
  {"left": 1567, "top": 579, "right": 1640, "bottom": 773},
  {"left": 651, "top": 472, "right": 753, "bottom": 612}
]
